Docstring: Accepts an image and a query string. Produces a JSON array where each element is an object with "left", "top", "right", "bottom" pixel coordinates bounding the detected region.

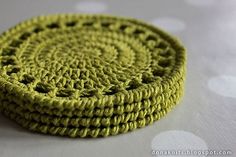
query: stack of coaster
[{"left": 0, "top": 14, "right": 186, "bottom": 137}]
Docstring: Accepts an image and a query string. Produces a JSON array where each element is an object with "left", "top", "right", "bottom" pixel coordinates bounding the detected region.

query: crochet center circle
[{"left": 0, "top": 14, "right": 186, "bottom": 137}]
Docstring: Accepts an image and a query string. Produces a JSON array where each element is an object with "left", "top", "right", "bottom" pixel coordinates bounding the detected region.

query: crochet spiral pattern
[{"left": 0, "top": 14, "right": 186, "bottom": 137}]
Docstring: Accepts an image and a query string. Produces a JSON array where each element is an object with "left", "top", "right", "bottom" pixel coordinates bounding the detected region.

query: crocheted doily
[{"left": 0, "top": 14, "right": 186, "bottom": 137}]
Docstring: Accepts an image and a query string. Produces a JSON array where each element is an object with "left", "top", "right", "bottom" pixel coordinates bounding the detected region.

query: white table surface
[{"left": 0, "top": 0, "right": 235, "bottom": 157}]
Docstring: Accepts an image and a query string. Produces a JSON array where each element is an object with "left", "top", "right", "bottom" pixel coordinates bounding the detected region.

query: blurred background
[{"left": 0, "top": 0, "right": 235, "bottom": 157}]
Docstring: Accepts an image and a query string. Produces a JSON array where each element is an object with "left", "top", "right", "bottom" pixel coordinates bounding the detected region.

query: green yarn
[{"left": 0, "top": 14, "right": 186, "bottom": 137}]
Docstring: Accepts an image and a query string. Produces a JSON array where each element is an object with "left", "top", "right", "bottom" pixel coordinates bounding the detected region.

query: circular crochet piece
[{"left": 0, "top": 14, "right": 186, "bottom": 137}]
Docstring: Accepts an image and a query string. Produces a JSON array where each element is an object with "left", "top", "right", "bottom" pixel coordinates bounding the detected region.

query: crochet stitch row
[{"left": 0, "top": 14, "right": 186, "bottom": 137}]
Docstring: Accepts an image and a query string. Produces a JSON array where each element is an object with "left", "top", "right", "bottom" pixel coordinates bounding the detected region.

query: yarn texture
[{"left": 0, "top": 14, "right": 186, "bottom": 137}]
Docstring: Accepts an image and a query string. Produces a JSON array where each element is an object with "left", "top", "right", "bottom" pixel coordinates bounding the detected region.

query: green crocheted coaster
[{"left": 0, "top": 14, "right": 186, "bottom": 137}]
